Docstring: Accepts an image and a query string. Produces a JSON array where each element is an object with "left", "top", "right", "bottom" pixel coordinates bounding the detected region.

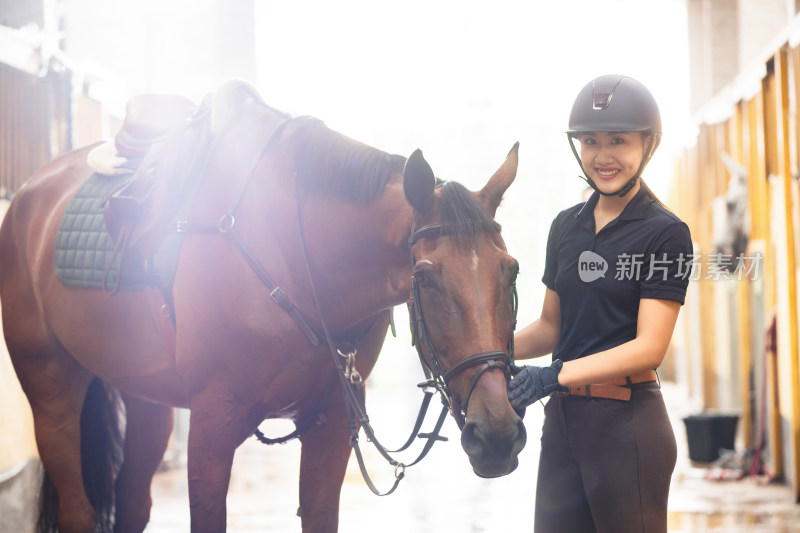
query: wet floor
[
  {"left": 144, "top": 378, "right": 800, "bottom": 532},
  {"left": 148, "top": 388, "right": 541, "bottom": 532},
  {"left": 663, "top": 384, "right": 800, "bottom": 533}
]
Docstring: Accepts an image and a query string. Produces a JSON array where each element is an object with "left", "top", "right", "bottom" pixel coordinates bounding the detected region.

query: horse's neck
[{"left": 298, "top": 184, "right": 414, "bottom": 327}]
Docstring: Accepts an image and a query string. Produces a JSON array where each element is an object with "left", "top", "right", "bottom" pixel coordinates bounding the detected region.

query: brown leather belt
[{"left": 554, "top": 369, "right": 658, "bottom": 401}]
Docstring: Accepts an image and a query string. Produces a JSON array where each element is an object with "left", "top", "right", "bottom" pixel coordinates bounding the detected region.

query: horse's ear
[
  {"left": 404, "top": 149, "right": 436, "bottom": 212},
  {"left": 478, "top": 142, "right": 519, "bottom": 218}
]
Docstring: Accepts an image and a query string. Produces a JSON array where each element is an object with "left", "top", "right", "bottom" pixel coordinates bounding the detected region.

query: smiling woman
[
  {"left": 577, "top": 131, "right": 654, "bottom": 198},
  {"left": 509, "top": 74, "right": 692, "bottom": 532}
]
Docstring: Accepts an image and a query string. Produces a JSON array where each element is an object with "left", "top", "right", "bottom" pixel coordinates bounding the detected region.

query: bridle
[{"left": 407, "top": 221, "right": 519, "bottom": 429}]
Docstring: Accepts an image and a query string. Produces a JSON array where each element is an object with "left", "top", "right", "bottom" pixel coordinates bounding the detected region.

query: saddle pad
[{"left": 54, "top": 173, "right": 182, "bottom": 291}]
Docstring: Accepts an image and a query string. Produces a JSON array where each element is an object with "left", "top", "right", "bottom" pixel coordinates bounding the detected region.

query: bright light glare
[
  {"left": 255, "top": 0, "right": 692, "bottom": 323},
  {"left": 255, "top": 0, "right": 691, "bottom": 189}
]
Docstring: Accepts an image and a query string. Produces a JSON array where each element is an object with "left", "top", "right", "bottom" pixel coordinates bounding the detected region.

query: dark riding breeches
[{"left": 534, "top": 384, "right": 677, "bottom": 533}]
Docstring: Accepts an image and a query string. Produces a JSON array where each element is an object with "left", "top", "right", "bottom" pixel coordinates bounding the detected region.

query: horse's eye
[
  {"left": 508, "top": 262, "right": 520, "bottom": 285},
  {"left": 414, "top": 271, "right": 434, "bottom": 290}
]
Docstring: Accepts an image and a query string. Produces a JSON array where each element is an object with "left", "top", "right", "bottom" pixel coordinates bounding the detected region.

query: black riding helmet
[{"left": 566, "top": 74, "right": 662, "bottom": 197}]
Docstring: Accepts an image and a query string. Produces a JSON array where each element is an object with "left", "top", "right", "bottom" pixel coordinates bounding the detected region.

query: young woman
[{"left": 508, "top": 74, "right": 692, "bottom": 532}]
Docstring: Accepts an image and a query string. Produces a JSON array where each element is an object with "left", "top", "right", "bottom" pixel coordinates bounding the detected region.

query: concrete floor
[{"left": 1, "top": 377, "right": 798, "bottom": 532}]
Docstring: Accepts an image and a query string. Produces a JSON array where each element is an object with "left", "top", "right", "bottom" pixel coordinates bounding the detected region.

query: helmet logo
[{"left": 592, "top": 92, "right": 613, "bottom": 110}]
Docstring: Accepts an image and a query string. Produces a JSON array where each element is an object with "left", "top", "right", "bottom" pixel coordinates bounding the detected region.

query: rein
[{"left": 291, "top": 186, "right": 454, "bottom": 497}]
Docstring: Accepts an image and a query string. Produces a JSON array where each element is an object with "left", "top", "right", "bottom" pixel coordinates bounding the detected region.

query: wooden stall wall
[
  {"left": 0, "top": 63, "right": 69, "bottom": 196},
  {"left": 673, "top": 39, "right": 800, "bottom": 501},
  {"left": 768, "top": 46, "right": 800, "bottom": 499},
  {"left": 0, "top": 62, "right": 70, "bottom": 481}
]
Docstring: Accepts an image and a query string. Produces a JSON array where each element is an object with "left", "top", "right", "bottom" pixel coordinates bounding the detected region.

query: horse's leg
[
  {"left": 186, "top": 380, "right": 253, "bottom": 533},
  {"left": 114, "top": 394, "right": 174, "bottom": 533},
  {"left": 297, "top": 386, "right": 352, "bottom": 533},
  {"left": 13, "top": 351, "right": 96, "bottom": 533}
]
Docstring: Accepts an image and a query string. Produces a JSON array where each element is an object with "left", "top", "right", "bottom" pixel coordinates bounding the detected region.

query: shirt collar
[
  {"left": 617, "top": 186, "right": 651, "bottom": 220},
  {"left": 574, "top": 185, "right": 651, "bottom": 223}
]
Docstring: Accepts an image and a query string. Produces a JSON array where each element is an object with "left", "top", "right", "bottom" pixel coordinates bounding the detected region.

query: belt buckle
[{"left": 554, "top": 390, "right": 570, "bottom": 397}]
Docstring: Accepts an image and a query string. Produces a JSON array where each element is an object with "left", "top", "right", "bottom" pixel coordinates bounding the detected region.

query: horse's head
[{"left": 403, "top": 144, "right": 525, "bottom": 478}]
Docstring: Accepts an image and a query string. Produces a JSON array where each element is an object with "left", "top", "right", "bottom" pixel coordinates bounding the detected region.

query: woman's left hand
[{"left": 508, "top": 359, "right": 567, "bottom": 410}]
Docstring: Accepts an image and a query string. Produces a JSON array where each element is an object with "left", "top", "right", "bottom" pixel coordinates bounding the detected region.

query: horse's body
[{"left": 0, "top": 81, "right": 524, "bottom": 532}]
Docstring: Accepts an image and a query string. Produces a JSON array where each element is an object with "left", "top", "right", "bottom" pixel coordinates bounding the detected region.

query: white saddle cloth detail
[{"left": 87, "top": 141, "right": 130, "bottom": 176}]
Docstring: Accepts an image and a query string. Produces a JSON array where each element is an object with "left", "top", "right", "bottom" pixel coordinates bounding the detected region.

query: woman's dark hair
[{"left": 637, "top": 132, "right": 669, "bottom": 210}]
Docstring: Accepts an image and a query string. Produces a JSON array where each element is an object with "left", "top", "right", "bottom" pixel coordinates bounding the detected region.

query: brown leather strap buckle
[
  {"left": 569, "top": 384, "right": 632, "bottom": 401},
  {"left": 553, "top": 370, "right": 658, "bottom": 401}
]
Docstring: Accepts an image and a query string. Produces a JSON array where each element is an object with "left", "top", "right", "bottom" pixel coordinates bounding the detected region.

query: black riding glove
[{"left": 508, "top": 359, "right": 567, "bottom": 410}]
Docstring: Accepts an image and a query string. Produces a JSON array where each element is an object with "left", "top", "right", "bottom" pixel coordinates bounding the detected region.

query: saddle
[
  {"left": 101, "top": 80, "right": 284, "bottom": 252},
  {"left": 91, "top": 80, "right": 287, "bottom": 292},
  {"left": 103, "top": 93, "right": 200, "bottom": 247},
  {"left": 114, "top": 94, "right": 198, "bottom": 158}
]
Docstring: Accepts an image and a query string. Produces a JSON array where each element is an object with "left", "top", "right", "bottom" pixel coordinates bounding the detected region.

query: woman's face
[{"left": 578, "top": 132, "right": 648, "bottom": 195}]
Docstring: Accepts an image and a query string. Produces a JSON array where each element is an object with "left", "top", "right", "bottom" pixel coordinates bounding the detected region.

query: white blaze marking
[
  {"left": 417, "top": 259, "right": 434, "bottom": 266},
  {"left": 472, "top": 250, "right": 479, "bottom": 271}
]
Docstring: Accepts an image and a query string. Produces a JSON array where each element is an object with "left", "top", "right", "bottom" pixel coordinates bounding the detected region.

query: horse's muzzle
[{"left": 460, "top": 414, "right": 527, "bottom": 478}]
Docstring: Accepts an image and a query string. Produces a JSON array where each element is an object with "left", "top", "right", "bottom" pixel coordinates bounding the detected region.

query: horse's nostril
[
  {"left": 513, "top": 419, "right": 528, "bottom": 454},
  {"left": 460, "top": 421, "right": 483, "bottom": 456}
]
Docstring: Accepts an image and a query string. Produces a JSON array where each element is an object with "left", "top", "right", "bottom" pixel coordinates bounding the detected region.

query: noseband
[{"left": 407, "top": 222, "right": 519, "bottom": 429}]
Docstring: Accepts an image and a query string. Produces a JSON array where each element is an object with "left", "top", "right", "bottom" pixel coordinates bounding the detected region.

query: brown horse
[{"left": 0, "top": 81, "right": 524, "bottom": 533}]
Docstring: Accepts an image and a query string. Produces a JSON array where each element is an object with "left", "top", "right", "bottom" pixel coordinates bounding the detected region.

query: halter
[{"left": 407, "top": 221, "right": 519, "bottom": 429}]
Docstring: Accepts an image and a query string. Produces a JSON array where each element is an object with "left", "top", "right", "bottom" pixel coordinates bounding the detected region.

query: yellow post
[
  {"left": 747, "top": 87, "right": 781, "bottom": 478},
  {"left": 774, "top": 46, "right": 800, "bottom": 502}
]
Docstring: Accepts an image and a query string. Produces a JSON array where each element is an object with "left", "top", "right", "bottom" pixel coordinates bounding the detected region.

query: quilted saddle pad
[{"left": 54, "top": 173, "right": 182, "bottom": 291}]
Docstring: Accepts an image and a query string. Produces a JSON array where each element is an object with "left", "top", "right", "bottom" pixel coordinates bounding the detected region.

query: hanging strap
[{"left": 293, "top": 178, "right": 452, "bottom": 496}]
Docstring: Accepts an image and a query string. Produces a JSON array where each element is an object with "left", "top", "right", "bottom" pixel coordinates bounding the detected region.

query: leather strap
[
  {"left": 598, "top": 369, "right": 657, "bottom": 387},
  {"left": 145, "top": 289, "right": 176, "bottom": 358},
  {"left": 556, "top": 369, "right": 658, "bottom": 401},
  {"left": 567, "top": 384, "right": 632, "bottom": 401}
]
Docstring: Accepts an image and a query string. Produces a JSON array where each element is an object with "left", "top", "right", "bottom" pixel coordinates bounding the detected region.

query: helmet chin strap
[
  {"left": 568, "top": 134, "right": 657, "bottom": 198},
  {"left": 579, "top": 173, "right": 639, "bottom": 197}
]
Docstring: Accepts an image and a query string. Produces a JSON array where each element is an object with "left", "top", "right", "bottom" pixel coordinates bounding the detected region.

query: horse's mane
[
  {"left": 283, "top": 119, "right": 406, "bottom": 203},
  {"left": 436, "top": 180, "right": 498, "bottom": 245},
  {"left": 215, "top": 83, "right": 494, "bottom": 237},
  {"left": 203, "top": 81, "right": 403, "bottom": 204}
]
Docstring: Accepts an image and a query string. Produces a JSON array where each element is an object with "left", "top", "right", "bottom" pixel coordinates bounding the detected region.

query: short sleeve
[
  {"left": 640, "top": 221, "right": 693, "bottom": 304},
  {"left": 542, "top": 216, "right": 560, "bottom": 290}
]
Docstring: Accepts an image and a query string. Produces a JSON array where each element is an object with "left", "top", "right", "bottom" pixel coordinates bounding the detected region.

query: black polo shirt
[{"left": 542, "top": 187, "right": 692, "bottom": 362}]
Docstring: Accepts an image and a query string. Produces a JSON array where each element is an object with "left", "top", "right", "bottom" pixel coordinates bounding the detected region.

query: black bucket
[{"left": 682, "top": 413, "right": 740, "bottom": 463}]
